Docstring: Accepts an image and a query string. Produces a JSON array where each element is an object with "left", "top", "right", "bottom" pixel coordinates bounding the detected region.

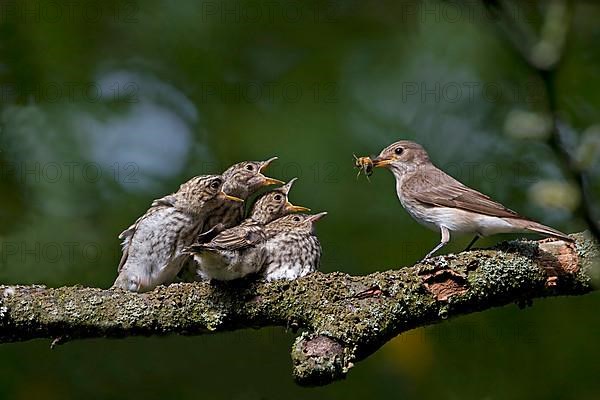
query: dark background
[{"left": 0, "top": 0, "right": 599, "bottom": 399}]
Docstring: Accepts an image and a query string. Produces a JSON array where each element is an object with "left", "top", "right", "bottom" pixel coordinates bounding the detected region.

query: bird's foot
[
  {"left": 463, "top": 235, "right": 481, "bottom": 252},
  {"left": 419, "top": 253, "right": 436, "bottom": 264}
]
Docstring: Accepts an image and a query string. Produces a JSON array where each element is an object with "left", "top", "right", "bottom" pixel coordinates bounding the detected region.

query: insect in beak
[{"left": 354, "top": 154, "right": 374, "bottom": 180}]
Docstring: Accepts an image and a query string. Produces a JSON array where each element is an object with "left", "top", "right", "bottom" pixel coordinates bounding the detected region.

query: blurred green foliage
[{"left": 0, "top": 0, "right": 598, "bottom": 399}]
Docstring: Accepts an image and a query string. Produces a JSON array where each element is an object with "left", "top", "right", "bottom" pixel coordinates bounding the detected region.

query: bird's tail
[{"left": 508, "top": 218, "right": 574, "bottom": 242}]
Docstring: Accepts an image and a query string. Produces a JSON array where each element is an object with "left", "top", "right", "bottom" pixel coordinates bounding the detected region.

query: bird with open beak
[
  {"left": 201, "top": 157, "right": 284, "bottom": 237},
  {"left": 113, "top": 175, "right": 244, "bottom": 292},
  {"left": 369, "top": 140, "right": 573, "bottom": 261},
  {"left": 187, "top": 178, "right": 311, "bottom": 281}
]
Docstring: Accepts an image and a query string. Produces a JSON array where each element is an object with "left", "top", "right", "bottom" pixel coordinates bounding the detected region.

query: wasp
[{"left": 353, "top": 154, "right": 374, "bottom": 180}]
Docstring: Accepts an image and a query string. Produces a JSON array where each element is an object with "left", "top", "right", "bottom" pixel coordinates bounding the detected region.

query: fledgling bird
[
  {"left": 243, "top": 177, "right": 310, "bottom": 224},
  {"left": 188, "top": 178, "right": 311, "bottom": 281},
  {"left": 113, "top": 175, "right": 243, "bottom": 292},
  {"left": 176, "top": 158, "right": 284, "bottom": 281},
  {"left": 201, "top": 157, "right": 284, "bottom": 237},
  {"left": 370, "top": 140, "right": 573, "bottom": 260},
  {"left": 260, "top": 212, "right": 327, "bottom": 281}
]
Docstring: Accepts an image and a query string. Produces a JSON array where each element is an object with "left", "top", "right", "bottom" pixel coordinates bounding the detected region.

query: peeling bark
[{"left": 0, "top": 233, "right": 597, "bottom": 386}]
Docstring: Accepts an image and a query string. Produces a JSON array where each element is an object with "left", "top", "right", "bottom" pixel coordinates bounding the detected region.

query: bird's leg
[
  {"left": 464, "top": 235, "right": 481, "bottom": 251},
  {"left": 421, "top": 226, "right": 450, "bottom": 262}
]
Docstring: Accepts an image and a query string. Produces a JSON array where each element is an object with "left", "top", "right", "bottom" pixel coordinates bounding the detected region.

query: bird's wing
[
  {"left": 193, "top": 221, "right": 266, "bottom": 252},
  {"left": 117, "top": 199, "right": 173, "bottom": 272},
  {"left": 151, "top": 194, "right": 177, "bottom": 208},
  {"left": 117, "top": 217, "right": 146, "bottom": 272},
  {"left": 117, "top": 225, "right": 135, "bottom": 273},
  {"left": 403, "top": 168, "right": 523, "bottom": 219},
  {"left": 195, "top": 223, "right": 225, "bottom": 244}
]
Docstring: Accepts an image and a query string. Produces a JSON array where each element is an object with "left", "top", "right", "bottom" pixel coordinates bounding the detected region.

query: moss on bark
[{"left": 0, "top": 233, "right": 597, "bottom": 385}]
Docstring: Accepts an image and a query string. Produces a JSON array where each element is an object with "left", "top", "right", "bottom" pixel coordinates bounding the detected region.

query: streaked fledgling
[
  {"left": 370, "top": 140, "right": 573, "bottom": 260},
  {"left": 188, "top": 178, "right": 310, "bottom": 281},
  {"left": 202, "top": 158, "right": 283, "bottom": 237},
  {"left": 260, "top": 212, "right": 327, "bottom": 281},
  {"left": 177, "top": 158, "right": 284, "bottom": 282},
  {"left": 113, "top": 175, "right": 243, "bottom": 292}
]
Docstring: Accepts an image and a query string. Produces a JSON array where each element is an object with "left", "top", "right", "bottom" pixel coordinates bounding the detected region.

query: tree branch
[{"left": 0, "top": 233, "right": 597, "bottom": 386}]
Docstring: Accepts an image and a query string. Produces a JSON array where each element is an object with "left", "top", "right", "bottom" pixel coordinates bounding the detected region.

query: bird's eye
[
  {"left": 210, "top": 180, "right": 221, "bottom": 190},
  {"left": 394, "top": 147, "right": 404, "bottom": 155},
  {"left": 274, "top": 194, "right": 282, "bottom": 201},
  {"left": 293, "top": 216, "right": 301, "bottom": 222},
  {"left": 246, "top": 165, "right": 254, "bottom": 171}
]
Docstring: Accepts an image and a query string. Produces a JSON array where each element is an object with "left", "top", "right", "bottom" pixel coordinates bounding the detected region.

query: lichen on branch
[{"left": 0, "top": 232, "right": 597, "bottom": 386}]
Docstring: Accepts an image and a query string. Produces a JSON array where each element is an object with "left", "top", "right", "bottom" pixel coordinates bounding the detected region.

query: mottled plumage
[
  {"left": 371, "top": 140, "right": 573, "bottom": 260},
  {"left": 202, "top": 157, "right": 283, "bottom": 235},
  {"left": 260, "top": 212, "right": 326, "bottom": 281},
  {"left": 113, "top": 175, "right": 243, "bottom": 292},
  {"left": 188, "top": 178, "right": 310, "bottom": 281}
]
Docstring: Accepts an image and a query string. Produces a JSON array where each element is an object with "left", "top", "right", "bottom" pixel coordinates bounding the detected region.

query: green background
[{"left": 0, "top": 0, "right": 598, "bottom": 399}]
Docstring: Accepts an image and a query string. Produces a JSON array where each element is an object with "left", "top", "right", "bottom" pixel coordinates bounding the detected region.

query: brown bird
[
  {"left": 113, "top": 175, "right": 243, "bottom": 292},
  {"left": 371, "top": 140, "right": 573, "bottom": 260},
  {"left": 244, "top": 177, "right": 310, "bottom": 224},
  {"left": 176, "top": 158, "right": 284, "bottom": 281},
  {"left": 201, "top": 157, "right": 284, "bottom": 238},
  {"left": 187, "top": 178, "right": 310, "bottom": 281},
  {"left": 260, "top": 212, "right": 327, "bottom": 281}
]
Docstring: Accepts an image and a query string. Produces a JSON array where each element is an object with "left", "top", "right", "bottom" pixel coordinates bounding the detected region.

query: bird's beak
[
  {"left": 219, "top": 191, "right": 244, "bottom": 203},
  {"left": 258, "top": 157, "right": 284, "bottom": 186},
  {"left": 281, "top": 177, "right": 298, "bottom": 194},
  {"left": 261, "top": 176, "right": 285, "bottom": 186},
  {"left": 285, "top": 201, "right": 310, "bottom": 213},
  {"left": 371, "top": 156, "right": 393, "bottom": 168},
  {"left": 259, "top": 157, "right": 278, "bottom": 172},
  {"left": 307, "top": 211, "right": 328, "bottom": 223}
]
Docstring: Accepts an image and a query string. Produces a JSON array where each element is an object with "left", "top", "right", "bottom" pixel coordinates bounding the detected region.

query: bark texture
[{"left": 0, "top": 233, "right": 597, "bottom": 386}]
